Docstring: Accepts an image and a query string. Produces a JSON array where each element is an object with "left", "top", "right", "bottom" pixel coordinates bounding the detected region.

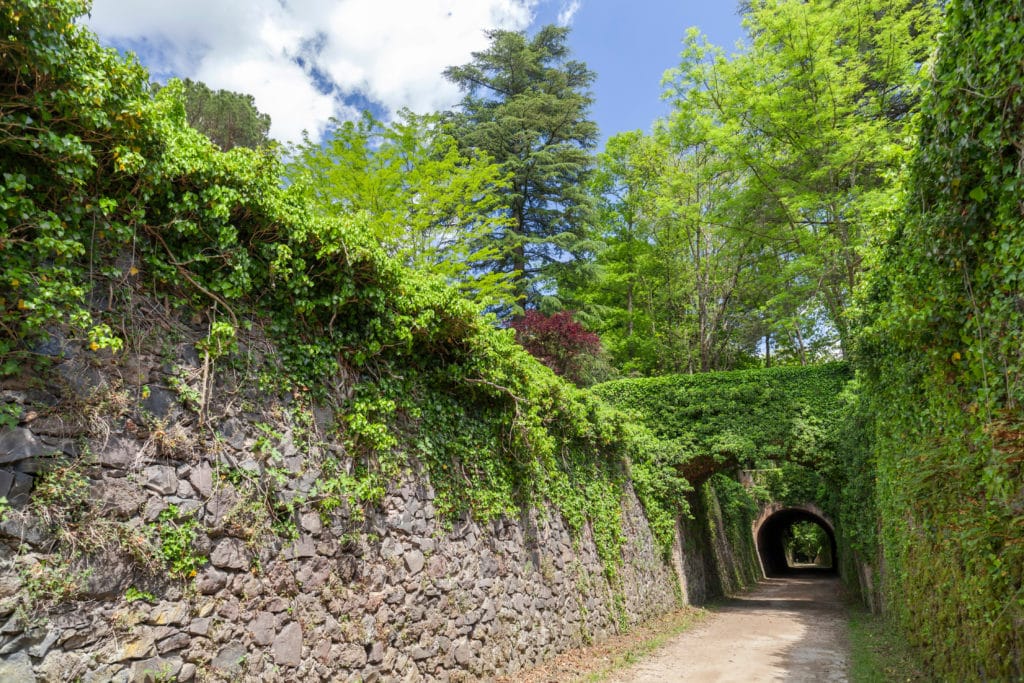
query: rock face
[{"left": 0, "top": 328, "right": 701, "bottom": 682}]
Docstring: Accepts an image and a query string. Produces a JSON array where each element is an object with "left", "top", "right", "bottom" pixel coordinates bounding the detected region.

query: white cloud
[
  {"left": 84, "top": 0, "right": 545, "bottom": 143},
  {"left": 557, "top": 0, "right": 582, "bottom": 26}
]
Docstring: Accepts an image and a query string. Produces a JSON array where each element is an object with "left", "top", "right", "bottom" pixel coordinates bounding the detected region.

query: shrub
[{"left": 510, "top": 311, "right": 607, "bottom": 386}]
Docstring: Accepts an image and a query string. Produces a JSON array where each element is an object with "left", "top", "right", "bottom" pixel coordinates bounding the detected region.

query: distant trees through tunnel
[
  {"left": 785, "top": 522, "right": 832, "bottom": 567},
  {"left": 755, "top": 507, "right": 837, "bottom": 576}
]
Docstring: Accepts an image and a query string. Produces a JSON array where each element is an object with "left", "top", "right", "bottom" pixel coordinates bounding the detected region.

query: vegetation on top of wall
[
  {"left": 593, "top": 363, "right": 851, "bottom": 482},
  {"left": 855, "top": 0, "right": 1024, "bottom": 677},
  {"left": 0, "top": 0, "right": 687, "bottom": 585}
]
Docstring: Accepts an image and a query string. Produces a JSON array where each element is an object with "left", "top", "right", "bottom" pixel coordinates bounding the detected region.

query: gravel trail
[{"left": 604, "top": 575, "right": 850, "bottom": 682}]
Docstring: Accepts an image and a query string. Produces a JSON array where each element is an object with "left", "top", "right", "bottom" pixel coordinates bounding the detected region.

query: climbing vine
[
  {"left": 855, "top": 0, "right": 1024, "bottom": 677},
  {"left": 595, "top": 363, "right": 850, "bottom": 568},
  {"left": 594, "top": 363, "right": 850, "bottom": 480}
]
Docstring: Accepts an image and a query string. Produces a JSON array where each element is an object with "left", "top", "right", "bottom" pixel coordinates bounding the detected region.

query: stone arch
[{"left": 753, "top": 502, "right": 837, "bottom": 577}]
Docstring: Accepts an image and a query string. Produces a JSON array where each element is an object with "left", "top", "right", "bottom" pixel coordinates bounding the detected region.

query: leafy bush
[
  {"left": 150, "top": 505, "right": 205, "bottom": 578},
  {"left": 510, "top": 310, "right": 608, "bottom": 386}
]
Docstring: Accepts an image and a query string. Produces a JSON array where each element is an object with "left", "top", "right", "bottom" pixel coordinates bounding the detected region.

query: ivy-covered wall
[
  {"left": 0, "top": 5, "right": 729, "bottom": 679},
  {"left": 856, "top": 0, "right": 1024, "bottom": 678},
  {"left": 595, "top": 364, "right": 855, "bottom": 594},
  {"left": 0, "top": 315, "right": 687, "bottom": 682},
  {"left": 593, "top": 363, "right": 851, "bottom": 483},
  {"left": 0, "top": 0, "right": 695, "bottom": 594}
]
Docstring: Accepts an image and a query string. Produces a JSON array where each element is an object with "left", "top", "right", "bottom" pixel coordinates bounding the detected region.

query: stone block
[
  {"left": 283, "top": 535, "right": 316, "bottom": 559},
  {"left": 114, "top": 633, "right": 156, "bottom": 662},
  {"left": 335, "top": 642, "right": 368, "bottom": 669},
  {"left": 130, "top": 656, "right": 182, "bottom": 682},
  {"left": 403, "top": 549, "right": 425, "bottom": 576},
  {"left": 300, "top": 511, "right": 322, "bottom": 534},
  {"left": 211, "top": 642, "right": 247, "bottom": 674},
  {"left": 195, "top": 567, "right": 228, "bottom": 595},
  {"left": 97, "top": 437, "right": 138, "bottom": 468},
  {"left": 219, "top": 417, "right": 247, "bottom": 450},
  {"left": 187, "top": 461, "right": 213, "bottom": 498},
  {"left": 188, "top": 617, "right": 211, "bottom": 636},
  {"left": 5, "top": 471, "right": 33, "bottom": 508},
  {"left": 27, "top": 629, "right": 59, "bottom": 658},
  {"left": 0, "top": 651, "right": 35, "bottom": 682},
  {"left": 210, "top": 538, "right": 249, "bottom": 570},
  {"left": 410, "top": 646, "right": 433, "bottom": 661},
  {"left": 155, "top": 632, "right": 190, "bottom": 654},
  {"left": 95, "top": 477, "right": 146, "bottom": 519},
  {"left": 272, "top": 622, "right": 302, "bottom": 667},
  {"left": 141, "top": 465, "right": 178, "bottom": 496},
  {"left": 452, "top": 639, "right": 473, "bottom": 666},
  {"left": 141, "top": 386, "right": 179, "bottom": 420},
  {"left": 56, "top": 358, "right": 106, "bottom": 398},
  {"left": 0, "top": 469, "right": 14, "bottom": 499},
  {"left": 248, "top": 611, "right": 276, "bottom": 646},
  {"left": 0, "top": 427, "right": 52, "bottom": 464}
]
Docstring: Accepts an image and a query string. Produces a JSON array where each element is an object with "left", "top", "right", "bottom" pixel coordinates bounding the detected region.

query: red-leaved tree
[{"left": 509, "top": 311, "right": 606, "bottom": 385}]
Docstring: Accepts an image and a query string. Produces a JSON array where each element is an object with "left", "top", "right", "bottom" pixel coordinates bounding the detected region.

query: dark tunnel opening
[{"left": 756, "top": 508, "right": 838, "bottom": 576}]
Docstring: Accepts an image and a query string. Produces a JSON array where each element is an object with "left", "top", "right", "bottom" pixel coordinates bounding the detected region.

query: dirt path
[{"left": 604, "top": 575, "right": 850, "bottom": 682}]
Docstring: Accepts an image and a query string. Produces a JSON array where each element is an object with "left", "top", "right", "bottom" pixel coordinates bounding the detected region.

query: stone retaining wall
[{"left": 0, "top": 332, "right": 688, "bottom": 682}]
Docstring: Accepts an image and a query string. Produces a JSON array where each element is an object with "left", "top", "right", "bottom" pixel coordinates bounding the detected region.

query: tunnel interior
[{"left": 756, "top": 508, "right": 837, "bottom": 576}]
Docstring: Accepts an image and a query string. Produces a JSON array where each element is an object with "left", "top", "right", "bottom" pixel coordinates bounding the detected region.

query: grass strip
[{"left": 848, "top": 606, "right": 928, "bottom": 682}]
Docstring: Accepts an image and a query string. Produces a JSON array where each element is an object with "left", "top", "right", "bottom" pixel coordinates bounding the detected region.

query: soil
[{"left": 508, "top": 574, "right": 850, "bottom": 682}]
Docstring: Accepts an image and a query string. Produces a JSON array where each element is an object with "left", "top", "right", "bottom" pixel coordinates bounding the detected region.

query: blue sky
[
  {"left": 531, "top": 2, "right": 746, "bottom": 142},
  {"left": 84, "top": 0, "right": 745, "bottom": 146}
]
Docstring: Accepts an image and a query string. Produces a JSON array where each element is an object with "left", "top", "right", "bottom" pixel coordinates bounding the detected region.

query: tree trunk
[{"left": 794, "top": 325, "right": 807, "bottom": 365}]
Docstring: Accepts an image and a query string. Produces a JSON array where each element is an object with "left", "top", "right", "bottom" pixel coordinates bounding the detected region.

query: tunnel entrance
[{"left": 755, "top": 506, "right": 837, "bottom": 576}]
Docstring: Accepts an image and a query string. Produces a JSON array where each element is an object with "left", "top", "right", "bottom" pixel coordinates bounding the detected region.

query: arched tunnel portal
[{"left": 753, "top": 503, "right": 838, "bottom": 577}]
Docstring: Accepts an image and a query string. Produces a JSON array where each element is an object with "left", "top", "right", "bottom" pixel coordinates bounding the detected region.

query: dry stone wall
[{"left": 0, "top": 329, "right": 687, "bottom": 682}]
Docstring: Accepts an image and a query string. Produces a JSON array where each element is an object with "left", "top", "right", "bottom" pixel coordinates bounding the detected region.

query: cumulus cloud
[{"left": 84, "top": 0, "right": 545, "bottom": 143}]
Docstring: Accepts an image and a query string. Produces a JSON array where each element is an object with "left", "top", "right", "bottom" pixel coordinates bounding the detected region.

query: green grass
[{"left": 848, "top": 607, "right": 928, "bottom": 682}]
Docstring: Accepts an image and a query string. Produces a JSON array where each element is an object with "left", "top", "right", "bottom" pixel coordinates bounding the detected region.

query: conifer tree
[{"left": 444, "top": 25, "right": 598, "bottom": 312}]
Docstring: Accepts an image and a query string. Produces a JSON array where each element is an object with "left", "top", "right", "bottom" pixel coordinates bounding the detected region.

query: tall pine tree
[
  {"left": 444, "top": 25, "right": 598, "bottom": 312},
  {"left": 178, "top": 78, "right": 271, "bottom": 151}
]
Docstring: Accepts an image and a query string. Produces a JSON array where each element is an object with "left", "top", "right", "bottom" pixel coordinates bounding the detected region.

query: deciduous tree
[
  {"left": 662, "top": 0, "right": 939, "bottom": 357},
  {"left": 286, "top": 111, "right": 516, "bottom": 310}
]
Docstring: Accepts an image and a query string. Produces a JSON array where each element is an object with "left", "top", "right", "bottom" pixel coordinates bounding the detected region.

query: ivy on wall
[
  {"left": 594, "top": 363, "right": 851, "bottom": 482},
  {"left": 595, "top": 363, "right": 853, "bottom": 582},
  {"left": 856, "top": 0, "right": 1024, "bottom": 677}
]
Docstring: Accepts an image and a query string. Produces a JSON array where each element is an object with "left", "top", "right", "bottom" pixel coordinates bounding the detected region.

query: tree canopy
[
  {"left": 571, "top": 0, "right": 939, "bottom": 373},
  {"left": 285, "top": 111, "right": 516, "bottom": 311},
  {"left": 178, "top": 78, "right": 271, "bottom": 151}
]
